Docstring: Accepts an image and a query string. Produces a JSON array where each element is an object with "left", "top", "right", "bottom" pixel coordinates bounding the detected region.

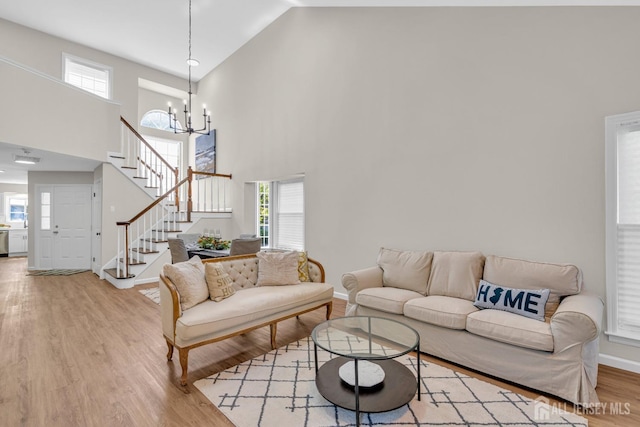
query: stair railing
[
  {"left": 120, "top": 117, "right": 179, "bottom": 198},
  {"left": 114, "top": 168, "right": 232, "bottom": 279}
]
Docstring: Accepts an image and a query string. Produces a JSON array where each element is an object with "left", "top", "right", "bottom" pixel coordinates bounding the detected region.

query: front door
[{"left": 36, "top": 185, "right": 92, "bottom": 270}]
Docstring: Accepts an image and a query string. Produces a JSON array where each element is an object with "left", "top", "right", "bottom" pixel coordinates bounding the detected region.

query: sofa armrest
[
  {"left": 341, "top": 266, "right": 383, "bottom": 304},
  {"left": 550, "top": 292, "right": 604, "bottom": 353},
  {"left": 159, "top": 274, "right": 181, "bottom": 343}
]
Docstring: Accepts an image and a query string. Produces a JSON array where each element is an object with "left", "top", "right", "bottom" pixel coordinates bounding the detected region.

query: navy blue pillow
[{"left": 474, "top": 280, "right": 550, "bottom": 321}]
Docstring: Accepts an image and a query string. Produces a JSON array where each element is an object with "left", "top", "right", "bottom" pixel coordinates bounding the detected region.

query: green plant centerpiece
[{"left": 198, "top": 235, "right": 230, "bottom": 250}]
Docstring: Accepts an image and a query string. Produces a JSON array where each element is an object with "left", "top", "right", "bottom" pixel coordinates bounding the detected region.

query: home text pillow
[
  {"left": 257, "top": 251, "right": 301, "bottom": 286},
  {"left": 474, "top": 279, "right": 550, "bottom": 321},
  {"left": 204, "top": 263, "right": 236, "bottom": 302},
  {"left": 377, "top": 248, "right": 433, "bottom": 295},
  {"left": 162, "top": 256, "right": 208, "bottom": 310},
  {"left": 298, "top": 251, "right": 311, "bottom": 282}
]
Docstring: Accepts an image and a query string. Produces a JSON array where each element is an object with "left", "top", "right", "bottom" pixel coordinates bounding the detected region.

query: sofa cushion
[
  {"left": 427, "top": 251, "right": 485, "bottom": 301},
  {"left": 204, "top": 263, "right": 236, "bottom": 302},
  {"left": 162, "top": 256, "right": 208, "bottom": 310},
  {"left": 466, "top": 309, "right": 554, "bottom": 352},
  {"left": 377, "top": 248, "right": 433, "bottom": 295},
  {"left": 256, "top": 251, "right": 301, "bottom": 286},
  {"left": 474, "top": 280, "right": 550, "bottom": 322},
  {"left": 483, "top": 255, "right": 582, "bottom": 318},
  {"left": 404, "top": 296, "right": 479, "bottom": 330},
  {"left": 355, "top": 287, "right": 423, "bottom": 314},
  {"left": 176, "top": 282, "right": 334, "bottom": 341}
]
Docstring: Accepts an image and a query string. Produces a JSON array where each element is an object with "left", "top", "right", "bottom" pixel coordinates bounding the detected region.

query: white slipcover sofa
[
  {"left": 342, "top": 248, "right": 603, "bottom": 405},
  {"left": 160, "top": 253, "right": 333, "bottom": 385}
]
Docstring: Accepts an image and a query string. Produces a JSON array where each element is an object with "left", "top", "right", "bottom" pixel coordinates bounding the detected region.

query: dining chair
[
  {"left": 229, "top": 238, "right": 261, "bottom": 256},
  {"left": 168, "top": 238, "right": 189, "bottom": 263}
]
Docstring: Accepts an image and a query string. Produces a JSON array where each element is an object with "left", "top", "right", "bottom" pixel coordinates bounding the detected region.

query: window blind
[
  {"left": 275, "top": 179, "right": 304, "bottom": 251},
  {"left": 64, "top": 57, "right": 110, "bottom": 99},
  {"left": 616, "top": 129, "right": 640, "bottom": 331}
]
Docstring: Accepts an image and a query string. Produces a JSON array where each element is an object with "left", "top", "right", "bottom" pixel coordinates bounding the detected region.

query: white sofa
[
  {"left": 342, "top": 248, "right": 603, "bottom": 405},
  {"left": 160, "top": 253, "right": 334, "bottom": 385}
]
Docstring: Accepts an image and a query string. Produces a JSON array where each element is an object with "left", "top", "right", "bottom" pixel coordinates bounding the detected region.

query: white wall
[{"left": 196, "top": 7, "right": 640, "bottom": 362}]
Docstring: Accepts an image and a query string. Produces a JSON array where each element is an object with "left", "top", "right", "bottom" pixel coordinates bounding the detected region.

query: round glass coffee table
[{"left": 312, "top": 316, "right": 421, "bottom": 426}]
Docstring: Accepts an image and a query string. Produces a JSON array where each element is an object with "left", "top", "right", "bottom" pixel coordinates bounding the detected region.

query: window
[
  {"left": 605, "top": 111, "right": 640, "bottom": 346},
  {"left": 41, "top": 192, "right": 51, "bottom": 230},
  {"left": 257, "top": 178, "right": 305, "bottom": 251},
  {"left": 63, "top": 54, "right": 111, "bottom": 99},
  {"left": 9, "top": 198, "right": 27, "bottom": 221},
  {"left": 141, "top": 135, "right": 182, "bottom": 169},
  {"left": 141, "top": 110, "right": 182, "bottom": 132},
  {"left": 257, "top": 182, "right": 270, "bottom": 247}
]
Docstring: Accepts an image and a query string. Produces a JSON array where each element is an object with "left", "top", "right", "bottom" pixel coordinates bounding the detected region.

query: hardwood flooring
[{"left": 1, "top": 256, "right": 639, "bottom": 426}]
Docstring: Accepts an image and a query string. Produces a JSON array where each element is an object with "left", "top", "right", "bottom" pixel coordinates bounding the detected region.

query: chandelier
[{"left": 168, "top": 0, "right": 211, "bottom": 135}]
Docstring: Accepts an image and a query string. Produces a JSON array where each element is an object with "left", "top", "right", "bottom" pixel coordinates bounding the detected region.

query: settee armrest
[
  {"left": 159, "top": 274, "right": 181, "bottom": 342},
  {"left": 550, "top": 292, "right": 604, "bottom": 353},
  {"left": 342, "top": 266, "right": 383, "bottom": 304}
]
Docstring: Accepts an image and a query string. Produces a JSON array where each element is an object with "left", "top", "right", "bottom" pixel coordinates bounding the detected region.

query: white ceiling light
[{"left": 14, "top": 149, "right": 40, "bottom": 165}]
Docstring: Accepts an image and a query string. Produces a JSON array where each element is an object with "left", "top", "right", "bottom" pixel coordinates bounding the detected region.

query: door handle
[{"left": 53, "top": 231, "right": 59, "bottom": 234}]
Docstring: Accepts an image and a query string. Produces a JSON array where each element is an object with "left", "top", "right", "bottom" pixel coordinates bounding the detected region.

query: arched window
[{"left": 140, "top": 109, "right": 182, "bottom": 132}]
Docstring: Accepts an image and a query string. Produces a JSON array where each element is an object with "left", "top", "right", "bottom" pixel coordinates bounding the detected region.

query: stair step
[
  {"left": 121, "top": 166, "right": 136, "bottom": 170},
  {"left": 145, "top": 186, "right": 159, "bottom": 189},
  {"left": 143, "top": 238, "right": 168, "bottom": 243},
  {"left": 133, "top": 176, "right": 147, "bottom": 180},
  {"left": 152, "top": 229, "right": 183, "bottom": 233},
  {"left": 164, "top": 220, "right": 192, "bottom": 224},
  {"left": 118, "top": 258, "right": 146, "bottom": 266},
  {"left": 104, "top": 268, "right": 135, "bottom": 279},
  {"left": 131, "top": 248, "right": 160, "bottom": 254},
  {"left": 109, "top": 154, "right": 125, "bottom": 159}
]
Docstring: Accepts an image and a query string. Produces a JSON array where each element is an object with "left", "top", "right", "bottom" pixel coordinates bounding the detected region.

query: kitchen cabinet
[{"left": 9, "top": 229, "right": 28, "bottom": 255}]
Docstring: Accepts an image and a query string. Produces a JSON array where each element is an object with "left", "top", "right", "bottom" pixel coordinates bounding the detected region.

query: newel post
[{"left": 187, "top": 167, "right": 193, "bottom": 223}]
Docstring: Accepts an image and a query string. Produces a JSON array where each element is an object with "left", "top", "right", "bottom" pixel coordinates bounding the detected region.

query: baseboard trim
[
  {"left": 599, "top": 353, "right": 640, "bottom": 374},
  {"left": 333, "top": 291, "right": 347, "bottom": 301},
  {"left": 134, "top": 277, "right": 160, "bottom": 286}
]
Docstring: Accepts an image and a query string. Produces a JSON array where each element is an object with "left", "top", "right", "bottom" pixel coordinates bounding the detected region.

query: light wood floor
[{"left": 1, "top": 256, "right": 639, "bottom": 426}]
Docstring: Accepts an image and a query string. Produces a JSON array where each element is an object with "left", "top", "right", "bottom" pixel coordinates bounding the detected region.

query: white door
[{"left": 36, "top": 185, "right": 92, "bottom": 270}]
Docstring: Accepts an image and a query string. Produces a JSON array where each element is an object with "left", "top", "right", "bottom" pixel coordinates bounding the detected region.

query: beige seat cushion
[
  {"left": 355, "top": 287, "right": 423, "bottom": 314},
  {"left": 404, "top": 296, "right": 479, "bottom": 330},
  {"left": 162, "top": 256, "right": 209, "bottom": 310},
  {"left": 466, "top": 309, "right": 554, "bottom": 352},
  {"left": 176, "top": 282, "right": 334, "bottom": 341},
  {"left": 427, "top": 251, "right": 485, "bottom": 301},
  {"left": 377, "top": 247, "right": 433, "bottom": 295},
  {"left": 483, "top": 255, "right": 582, "bottom": 318}
]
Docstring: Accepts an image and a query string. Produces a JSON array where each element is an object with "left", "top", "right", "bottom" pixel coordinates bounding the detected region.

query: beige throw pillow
[
  {"left": 427, "top": 251, "right": 485, "bottom": 301},
  {"left": 257, "top": 251, "right": 301, "bottom": 286},
  {"left": 162, "top": 256, "right": 208, "bottom": 310},
  {"left": 204, "top": 263, "right": 236, "bottom": 302},
  {"left": 298, "top": 251, "right": 311, "bottom": 282},
  {"left": 377, "top": 248, "right": 433, "bottom": 295}
]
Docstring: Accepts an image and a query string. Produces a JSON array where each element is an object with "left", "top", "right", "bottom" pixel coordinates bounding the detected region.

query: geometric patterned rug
[
  {"left": 194, "top": 336, "right": 587, "bottom": 427},
  {"left": 139, "top": 287, "right": 160, "bottom": 304},
  {"left": 27, "top": 269, "right": 90, "bottom": 276}
]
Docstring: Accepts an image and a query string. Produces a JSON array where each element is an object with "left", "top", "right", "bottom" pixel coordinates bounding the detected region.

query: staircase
[{"left": 101, "top": 117, "right": 232, "bottom": 289}]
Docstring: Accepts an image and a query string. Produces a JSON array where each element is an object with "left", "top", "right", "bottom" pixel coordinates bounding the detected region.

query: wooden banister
[{"left": 120, "top": 116, "right": 177, "bottom": 175}]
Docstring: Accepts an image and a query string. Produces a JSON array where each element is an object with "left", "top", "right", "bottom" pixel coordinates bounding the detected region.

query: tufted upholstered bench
[{"left": 159, "top": 253, "right": 334, "bottom": 385}]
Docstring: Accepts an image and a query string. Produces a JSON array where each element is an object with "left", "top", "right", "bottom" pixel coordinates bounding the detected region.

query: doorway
[{"left": 35, "top": 185, "right": 92, "bottom": 270}]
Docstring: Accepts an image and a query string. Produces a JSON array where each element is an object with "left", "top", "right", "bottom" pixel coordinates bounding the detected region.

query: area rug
[
  {"left": 194, "top": 336, "right": 587, "bottom": 427},
  {"left": 27, "top": 269, "right": 89, "bottom": 276},
  {"left": 139, "top": 287, "right": 160, "bottom": 304}
]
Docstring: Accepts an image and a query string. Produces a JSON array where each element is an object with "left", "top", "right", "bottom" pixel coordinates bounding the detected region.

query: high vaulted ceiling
[
  {"left": 0, "top": 0, "right": 637, "bottom": 185},
  {"left": 0, "top": 0, "right": 635, "bottom": 82}
]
